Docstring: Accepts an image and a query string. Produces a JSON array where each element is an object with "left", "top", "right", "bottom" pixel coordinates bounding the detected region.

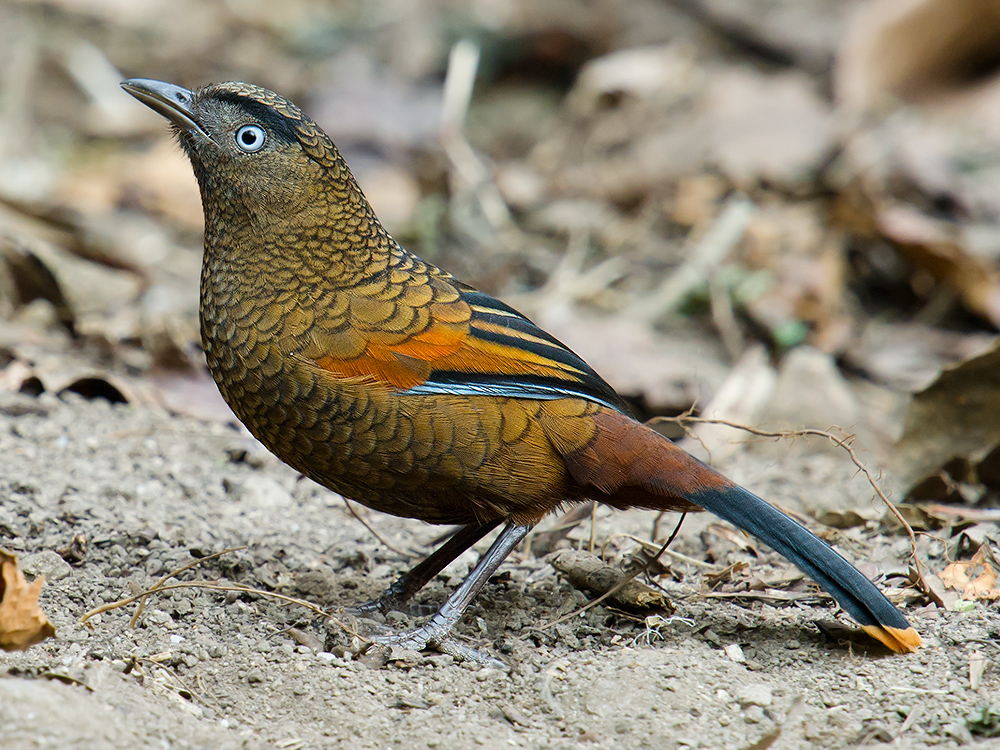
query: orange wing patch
[
  {"left": 434, "top": 335, "right": 584, "bottom": 381},
  {"left": 315, "top": 322, "right": 467, "bottom": 389},
  {"left": 310, "top": 286, "right": 597, "bottom": 393}
]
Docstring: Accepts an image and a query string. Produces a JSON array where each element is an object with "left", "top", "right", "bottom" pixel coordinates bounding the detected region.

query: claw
[
  {"left": 351, "top": 523, "right": 530, "bottom": 669},
  {"left": 363, "top": 626, "right": 505, "bottom": 668}
]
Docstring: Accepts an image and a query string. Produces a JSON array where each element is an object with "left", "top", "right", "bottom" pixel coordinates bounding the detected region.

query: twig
[
  {"left": 82, "top": 581, "right": 363, "bottom": 641},
  {"left": 589, "top": 502, "right": 597, "bottom": 554},
  {"left": 709, "top": 269, "right": 744, "bottom": 361},
  {"left": 441, "top": 38, "right": 478, "bottom": 134},
  {"left": 631, "top": 194, "right": 754, "bottom": 321},
  {"left": 128, "top": 546, "right": 246, "bottom": 628},
  {"left": 623, "top": 534, "right": 721, "bottom": 570},
  {"left": 343, "top": 498, "right": 409, "bottom": 556},
  {"left": 538, "top": 513, "right": 687, "bottom": 630},
  {"left": 647, "top": 416, "right": 922, "bottom": 568},
  {"left": 441, "top": 39, "right": 511, "bottom": 230},
  {"left": 140, "top": 656, "right": 219, "bottom": 709}
]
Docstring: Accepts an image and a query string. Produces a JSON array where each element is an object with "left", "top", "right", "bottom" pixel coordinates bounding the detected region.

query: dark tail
[
  {"left": 558, "top": 408, "right": 921, "bottom": 653},
  {"left": 685, "top": 483, "right": 920, "bottom": 653}
]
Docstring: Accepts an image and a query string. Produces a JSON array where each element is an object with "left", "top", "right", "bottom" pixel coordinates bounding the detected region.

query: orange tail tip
[{"left": 863, "top": 624, "right": 922, "bottom": 653}]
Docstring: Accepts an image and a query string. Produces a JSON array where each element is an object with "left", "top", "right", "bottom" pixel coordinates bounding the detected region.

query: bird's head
[{"left": 122, "top": 79, "right": 364, "bottom": 222}]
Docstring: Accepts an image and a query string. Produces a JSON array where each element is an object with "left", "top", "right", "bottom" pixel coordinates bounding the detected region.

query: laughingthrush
[{"left": 121, "top": 78, "right": 920, "bottom": 660}]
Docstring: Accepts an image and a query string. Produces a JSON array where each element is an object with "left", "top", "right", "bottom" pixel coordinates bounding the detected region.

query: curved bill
[{"left": 121, "top": 78, "right": 209, "bottom": 140}]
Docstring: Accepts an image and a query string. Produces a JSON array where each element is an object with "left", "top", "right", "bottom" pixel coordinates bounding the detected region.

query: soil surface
[{"left": 0, "top": 390, "right": 995, "bottom": 749}]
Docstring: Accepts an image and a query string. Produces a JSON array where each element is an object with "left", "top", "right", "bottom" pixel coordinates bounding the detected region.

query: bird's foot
[{"left": 361, "top": 621, "right": 504, "bottom": 668}]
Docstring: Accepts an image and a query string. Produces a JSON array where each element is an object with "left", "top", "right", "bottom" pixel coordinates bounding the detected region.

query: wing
[{"left": 305, "top": 248, "right": 629, "bottom": 414}]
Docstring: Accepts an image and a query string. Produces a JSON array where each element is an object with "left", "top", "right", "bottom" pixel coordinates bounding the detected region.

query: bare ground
[{"left": 0, "top": 390, "right": 996, "bottom": 750}]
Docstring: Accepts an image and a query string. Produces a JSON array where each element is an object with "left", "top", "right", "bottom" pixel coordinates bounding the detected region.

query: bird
[{"left": 121, "top": 77, "right": 920, "bottom": 660}]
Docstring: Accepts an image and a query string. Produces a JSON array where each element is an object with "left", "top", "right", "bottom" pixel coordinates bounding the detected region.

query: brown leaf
[
  {"left": 877, "top": 206, "right": 1000, "bottom": 327},
  {"left": 914, "top": 567, "right": 956, "bottom": 611},
  {"left": 838, "top": 0, "right": 1000, "bottom": 111},
  {"left": 0, "top": 236, "right": 76, "bottom": 335},
  {"left": 896, "top": 342, "right": 1000, "bottom": 494},
  {"left": 814, "top": 509, "right": 877, "bottom": 530},
  {"left": 0, "top": 549, "right": 56, "bottom": 651},
  {"left": 939, "top": 545, "right": 1000, "bottom": 601},
  {"left": 883, "top": 503, "right": 948, "bottom": 532}
]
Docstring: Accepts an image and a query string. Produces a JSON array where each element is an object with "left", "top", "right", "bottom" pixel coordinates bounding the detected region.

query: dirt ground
[
  {"left": 0, "top": 388, "right": 995, "bottom": 750},
  {"left": 3, "top": 0, "right": 1000, "bottom": 747}
]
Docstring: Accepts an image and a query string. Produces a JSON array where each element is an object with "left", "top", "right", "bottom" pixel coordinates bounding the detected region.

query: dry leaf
[
  {"left": 883, "top": 503, "right": 948, "bottom": 532},
  {"left": 838, "top": 0, "right": 1000, "bottom": 111},
  {"left": 706, "top": 522, "right": 757, "bottom": 553},
  {"left": 704, "top": 69, "right": 835, "bottom": 188},
  {"left": 914, "top": 567, "right": 956, "bottom": 610},
  {"left": 896, "top": 342, "right": 1000, "bottom": 495},
  {"left": 814, "top": 509, "right": 877, "bottom": 530},
  {"left": 0, "top": 549, "right": 56, "bottom": 651},
  {"left": 0, "top": 236, "right": 76, "bottom": 335},
  {"left": 877, "top": 206, "right": 1000, "bottom": 327},
  {"left": 844, "top": 321, "right": 997, "bottom": 393},
  {"left": 939, "top": 545, "right": 1000, "bottom": 601}
]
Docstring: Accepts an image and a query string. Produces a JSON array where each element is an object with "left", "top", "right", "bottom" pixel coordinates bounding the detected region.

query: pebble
[
  {"left": 20, "top": 550, "right": 72, "bottom": 581},
  {"left": 144, "top": 610, "right": 171, "bottom": 626},
  {"left": 246, "top": 668, "right": 264, "bottom": 684},
  {"left": 736, "top": 684, "right": 773, "bottom": 708}
]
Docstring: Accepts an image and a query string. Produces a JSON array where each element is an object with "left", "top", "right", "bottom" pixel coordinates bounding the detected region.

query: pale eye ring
[{"left": 234, "top": 124, "right": 266, "bottom": 153}]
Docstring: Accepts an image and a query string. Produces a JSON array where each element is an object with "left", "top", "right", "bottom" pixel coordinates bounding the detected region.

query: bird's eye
[{"left": 234, "top": 124, "right": 266, "bottom": 153}]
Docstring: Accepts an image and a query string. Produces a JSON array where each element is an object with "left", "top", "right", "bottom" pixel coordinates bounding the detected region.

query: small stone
[
  {"left": 20, "top": 550, "right": 72, "bottom": 581},
  {"left": 944, "top": 719, "right": 973, "bottom": 744},
  {"left": 385, "top": 611, "right": 411, "bottom": 628},
  {"left": 233, "top": 475, "right": 293, "bottom": 508},
  {"left": 358, "top": 643, "right": 391, "bottom": 669},
  {"left": 246, "top": 668, "right": 265, "bottom": 684},
  {"left": 744, "top": 705, "right": 766, "bottom": 724},
  {"left": 736, "top": 684, "right": 773, "bottom": 708},
  {"left": 425, "top": 654, "right": 455, "bottom": 668}
]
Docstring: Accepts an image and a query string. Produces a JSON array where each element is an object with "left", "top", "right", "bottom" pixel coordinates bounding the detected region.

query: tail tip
[{"left": 862, "top": 623, "right": 922, "bottom": 653}]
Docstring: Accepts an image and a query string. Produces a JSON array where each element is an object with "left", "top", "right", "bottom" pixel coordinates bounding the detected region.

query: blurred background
[{"left": 1, "top": 0, "right": 1000, "bottom": 521}]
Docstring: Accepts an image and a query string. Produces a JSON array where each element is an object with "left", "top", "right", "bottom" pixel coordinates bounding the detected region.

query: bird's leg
[
  {"left": 364, "top": 522, "right": 531, "bottom": 663},
  {"left": 347, "top": 519, "right": 501, "bottom": 616}
]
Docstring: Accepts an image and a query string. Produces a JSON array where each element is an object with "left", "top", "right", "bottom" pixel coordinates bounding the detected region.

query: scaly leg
[
  {"left": 365, "top": 522, "right": 531, "bottom": 664},
  {"left": 347, "top": 519, "right": 501, "bottom": 615}
]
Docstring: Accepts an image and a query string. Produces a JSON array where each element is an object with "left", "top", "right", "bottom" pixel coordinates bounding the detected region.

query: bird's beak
[{"left": 121, "top": 78, "right": 211, "bottom": 141}]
